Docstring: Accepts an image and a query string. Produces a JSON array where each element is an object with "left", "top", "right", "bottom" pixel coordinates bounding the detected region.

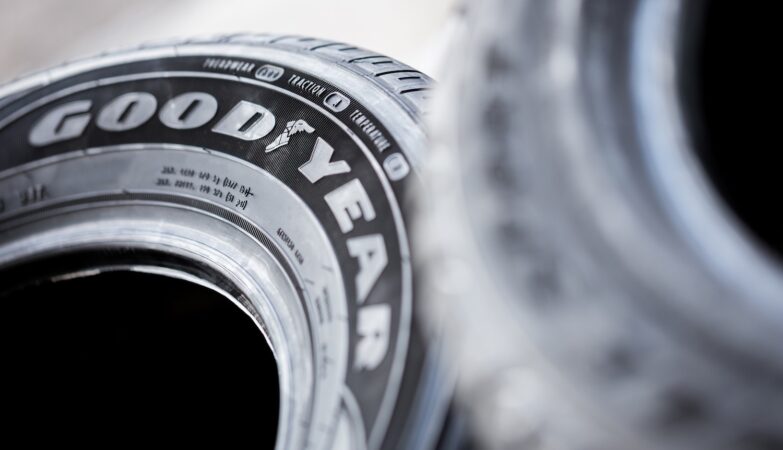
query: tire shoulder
[{"left": 0, "top": 33, "right": 434, "bottom": 118}]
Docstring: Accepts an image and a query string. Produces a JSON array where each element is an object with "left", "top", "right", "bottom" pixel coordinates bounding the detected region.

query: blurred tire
[{"left": 416, "top": 1, "right": 783, "bottom": 449}]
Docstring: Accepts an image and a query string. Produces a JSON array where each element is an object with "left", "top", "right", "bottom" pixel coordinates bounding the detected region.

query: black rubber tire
[
  {"left": 416, "top": 2, "right": 783, "bottom": 450},
  {"left": 0, "top": 34, "right": 446, "bottom": 450}
]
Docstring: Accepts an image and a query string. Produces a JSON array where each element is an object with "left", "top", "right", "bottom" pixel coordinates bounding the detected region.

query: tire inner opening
[
  {"left": 0, "top": 270, "right": 279, "bottom": 446},
  {"left": 691, "top": 0, "right": 781, "bottom": 258}
]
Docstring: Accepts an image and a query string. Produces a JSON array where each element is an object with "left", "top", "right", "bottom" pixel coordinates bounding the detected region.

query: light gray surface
[{"left": 0, "top": 0, "right": 455, "bottom": 82}]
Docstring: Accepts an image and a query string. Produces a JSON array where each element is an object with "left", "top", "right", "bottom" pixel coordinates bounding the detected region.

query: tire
[
  {"left": 0, "top": 34, "right": 447, "bottom": 450},
  {"left": 415, "top": 1, "right": 783, "bottom": 450}
]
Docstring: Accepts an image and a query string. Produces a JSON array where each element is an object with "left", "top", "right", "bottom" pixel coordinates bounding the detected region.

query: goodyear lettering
[
  {"left": 287, "top": 74, "right": 327, "bottom": 98},
  {"left": 348, "top": 109, "right": 391, "bottom": 152},
  {"left": 27, "top": 87, "right": 392, "bottom": 371},
  {"left": 203, "top": 58, "right": 256, "bottom": 74}
]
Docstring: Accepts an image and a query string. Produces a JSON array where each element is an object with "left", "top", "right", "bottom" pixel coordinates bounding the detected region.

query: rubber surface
[
  {"left": 416, "top": 1, "right": 783, "bottom": 449},
  {"left": 0, "top": 34, "right": 443, "bottom": 450}
]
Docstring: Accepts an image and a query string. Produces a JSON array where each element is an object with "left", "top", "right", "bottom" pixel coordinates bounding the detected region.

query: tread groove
[
  {"left": 399, "top": 87, "right": 432, "bottom": 95},
  {"left": 374, "top": 69, "right": 422, "bottom": 77},
  {"left": 347, "top": 55, "right": 388, "bottom": 63},
  {"left": 268, "top": 35, "right": 293, "bottom": 44},
  {"left": 310, "top": 42, "right": 342, "bottom": 51}
]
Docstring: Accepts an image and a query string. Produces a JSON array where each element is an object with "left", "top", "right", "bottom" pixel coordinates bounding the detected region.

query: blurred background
[{"left": 0, "top": 0, "right": 458, "bottom": 83}]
